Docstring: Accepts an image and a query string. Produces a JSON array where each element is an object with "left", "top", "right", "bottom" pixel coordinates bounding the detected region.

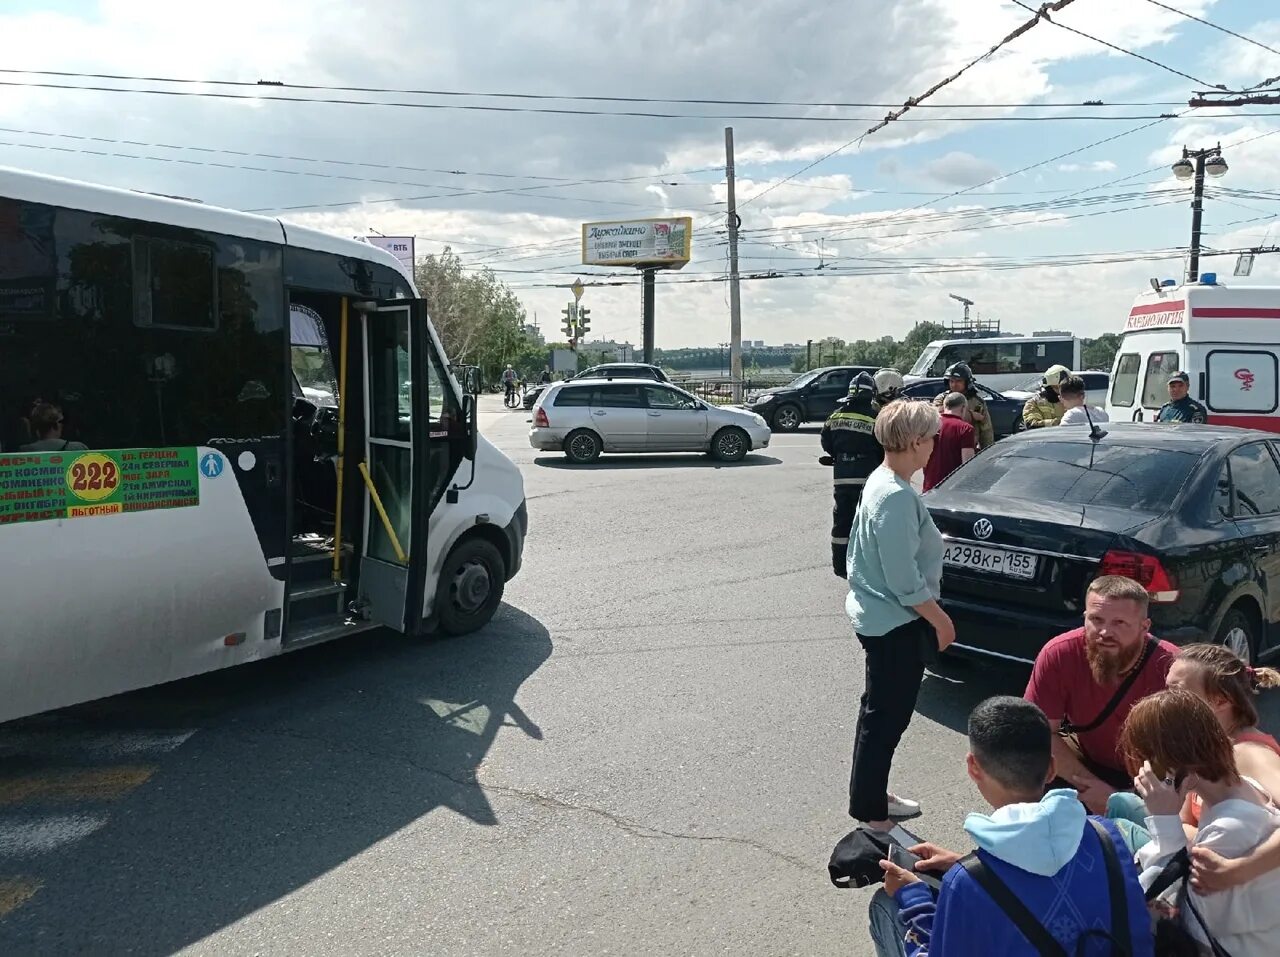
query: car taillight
[
  {"left": 1098, "top": 550, "right": 1180, "bottom": 603},
  {"left": 534, "top": 408, "right": 549, "bottom": 428}
]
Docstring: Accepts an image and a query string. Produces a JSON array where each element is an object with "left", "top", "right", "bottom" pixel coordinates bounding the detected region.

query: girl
[{"left": 1120, "top": 690, "right": 1280, "bottom": 955}]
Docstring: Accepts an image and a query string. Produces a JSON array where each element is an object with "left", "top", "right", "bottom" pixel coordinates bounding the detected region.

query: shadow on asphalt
[
  {"left": 914, "top": 654, "right": 1280, "bottom": 737},
  {"left": 913, "top": 655, "right": 1032, "bottom": 733},
  {"left": 534, "top": 454, "right": 783, "bottom": 470},
  {"left": 0, "top": 603, "right": 552, "bottom": 955}
]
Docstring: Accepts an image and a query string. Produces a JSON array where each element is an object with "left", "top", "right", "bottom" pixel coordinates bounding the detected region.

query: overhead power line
[
  {"left": 1008, "top": 0, "right": 1224, "bottom": 89},
  {"left": 0, "top": 68, "right": 1189, "bottom": 109},
  {"left": 737, "top": 0, "right": 1081, "bottom": 212},
  {"left": 1139, "top": 0, "right": 1280, "bottom": 59},
  {"left": 0, "top": 78, "right": 1221, "bottom": 122}
]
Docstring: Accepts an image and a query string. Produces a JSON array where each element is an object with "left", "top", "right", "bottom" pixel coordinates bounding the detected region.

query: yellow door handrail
[
  {"left": 331, "top": 297, "right": 350, "bottom": 582},
  {"left": 358, "top": 461, "right": 408, "bottom": 564}
]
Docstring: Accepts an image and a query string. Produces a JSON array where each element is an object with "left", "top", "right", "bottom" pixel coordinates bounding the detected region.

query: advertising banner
[{"left": 582, "top": 218, "right": 692, "bottom": 268}]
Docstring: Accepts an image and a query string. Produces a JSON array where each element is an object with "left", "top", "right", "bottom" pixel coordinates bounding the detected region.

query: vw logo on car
[{"left": 972, "top": 519, "right": 994, "bottom": 540}]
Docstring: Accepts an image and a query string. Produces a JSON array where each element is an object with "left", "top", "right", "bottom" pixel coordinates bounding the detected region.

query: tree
[
  {"left": 414, "top": 248, "right": 531, "bottom": 384},
  {"left": 1082, "top": 334, "right": 1121, "bottom": 372}
]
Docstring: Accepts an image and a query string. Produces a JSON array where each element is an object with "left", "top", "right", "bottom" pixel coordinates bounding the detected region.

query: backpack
[{"left": 961, "top": 818, "right": 1133, "bottom": 956}]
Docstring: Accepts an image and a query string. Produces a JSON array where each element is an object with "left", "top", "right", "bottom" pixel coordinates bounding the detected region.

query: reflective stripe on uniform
[
  {"left": 825, "top": 413, "right": 875, "bottom": 434},
  {"left": 831, "top": 536, "right": 849, "bottom": 545},
  {"left": 833, "top": 477, "right": 867, "bottom": 486}
]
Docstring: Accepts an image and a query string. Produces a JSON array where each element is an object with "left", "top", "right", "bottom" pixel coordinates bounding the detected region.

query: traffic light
[
  {"left": 577, "top": 307, "right": 591, "bottom": 336},
  {"left": 561, "top": 304, "right": 575, "bottom": 339}
]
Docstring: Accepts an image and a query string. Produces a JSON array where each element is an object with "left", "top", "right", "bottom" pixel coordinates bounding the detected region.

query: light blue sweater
[{"left": 845, "top": 466, "right": 944, "bottom": 637}]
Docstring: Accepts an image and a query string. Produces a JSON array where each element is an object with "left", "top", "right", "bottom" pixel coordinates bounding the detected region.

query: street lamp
[{"left": 1173, "top": 144, "right": 1227, "bottom": 283}]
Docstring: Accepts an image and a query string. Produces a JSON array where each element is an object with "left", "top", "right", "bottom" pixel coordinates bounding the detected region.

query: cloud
[
  {"left": 922, "top": 152, "right": 1001, "bottom": 187},
  {"left": 1058, "top": 161, "right": 1119, "bottom": 173}
]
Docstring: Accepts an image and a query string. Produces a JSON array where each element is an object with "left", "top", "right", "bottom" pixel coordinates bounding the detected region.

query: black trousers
[
  {"left": 831, "top": 483, "right": 864, "bottom": 577},
  {"left": 849, "top": 619, "right": 928, "bottom": 822}
]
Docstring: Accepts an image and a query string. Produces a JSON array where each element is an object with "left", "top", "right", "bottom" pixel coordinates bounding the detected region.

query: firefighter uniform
[
  {"left": 1021, "top": 364, "right": 1070, "bottom": 430},
  {"left": 821, "top": 384, "right": 883, "bottom": 578},
  {"left": 942, "top": 362, "right": 994, "bottom": 449}
]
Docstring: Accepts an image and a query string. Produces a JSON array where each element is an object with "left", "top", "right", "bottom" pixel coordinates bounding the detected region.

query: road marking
[
  {"left": 0, "top": 877, "right": 41, "bottom": 917},
  {"left": 0, "top": 814, "right": 109, "bottom": 857},
  {"left": 0, "top": 766, "right": 155, "bottom": 806}
]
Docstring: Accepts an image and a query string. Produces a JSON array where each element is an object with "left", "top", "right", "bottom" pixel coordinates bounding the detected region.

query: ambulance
[{"left": 1106, "top": 274, "right": 1280, "bottom": 431}]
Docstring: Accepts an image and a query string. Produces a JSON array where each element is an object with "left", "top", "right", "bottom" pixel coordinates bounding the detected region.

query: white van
[
  {"left": 906, "top": 335, "right": 1081, "bottom": 392},
  {"left": 1106, "top": 275, "right": 1280, "bottom": 430}
]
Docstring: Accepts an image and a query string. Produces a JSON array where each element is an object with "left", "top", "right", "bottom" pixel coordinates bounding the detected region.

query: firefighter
[
  {"left": 1155, "top": 370, "right": 1208, "bottom": 423},
  {"left": 872, "top": 368, "right": 905, "bottom": 411},
  {"left": 821, "top": 372, "right": 883, "bottom": 578},
  {"left": 944, "top": 362, "right": 994, "bottom": 449},
  {"left": 1021, "top": 364, "right": 1070, "bottom": 430}
]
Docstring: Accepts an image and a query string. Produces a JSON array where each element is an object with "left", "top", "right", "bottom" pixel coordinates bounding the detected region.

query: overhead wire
[
  {"left": 1138, "top": 0, "right": 1280, "bottom": 60},
  {"left": 1008, "top": 0, "right": 1223, "bottom": 89}
]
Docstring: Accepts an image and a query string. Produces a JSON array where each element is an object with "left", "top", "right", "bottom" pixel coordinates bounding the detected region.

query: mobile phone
[{"left": 888, "top": 843, "right": 943, "bottom": 891}]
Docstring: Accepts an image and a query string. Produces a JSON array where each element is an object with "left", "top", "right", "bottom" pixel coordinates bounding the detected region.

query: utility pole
[
  {"left": 1172, "top": 144, "right": 1228, "bottom": 283},
  {"left": 641, "top": 268, "right": 656, "bottom": 364},
  {"left": 725, "top": 127, "right": 743, "bottom": 401}
]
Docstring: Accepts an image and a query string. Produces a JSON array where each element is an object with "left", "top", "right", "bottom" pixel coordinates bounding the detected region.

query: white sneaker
[{"left": 887, "top": 793, "right": 921, "bottom": 818}]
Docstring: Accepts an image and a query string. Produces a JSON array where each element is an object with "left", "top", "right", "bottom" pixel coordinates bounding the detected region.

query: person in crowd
[
  {"left": 922, "top": 392, "right": 975, "bottom": 492},
  {"left": 846, "top": 400, "right": 951, "bottom": 829},
  {"left": 943, "top": 363, "right": 993, "bottom": 449},
  {"left": 1121, "top": 690, "right": 1280, "bottom": 955},
  {"left": 20, "top": 403, "right": 87, "bottom": 452},
  {"left": 1156, "top": 371, "right": 1208, "bottom": 424},
  {"left": 539, "top": 367, "right": 552, "bottom": 385},
  {"left": 870, "top": 696, "right": 1153, "bottom": 957},
  {"left": 1024, "top": 575, "right": 1178, "bottom": 813},
  {"left": 1021, "top": 364, "right": 1070, "bottom": 430},
  {"left": 1168, "top": 645, "right": 1280, "bottom": 820},
  {"left": 1058, "top": 375, "right": 1110, "bottom": 427},
  {"left": 821, "top": 372, "right": 883, "bottom": 578},
  {"left": 873, "top": 368, "right": 905, "bottom": 411}
]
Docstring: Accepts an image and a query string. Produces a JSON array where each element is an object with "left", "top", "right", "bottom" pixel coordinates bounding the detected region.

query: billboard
[
  {"left": 582, "top": 217, "right": 692, "bottom": 269},
  {"left": 366, "top": 236, "right": 416, "bottom": 274}
]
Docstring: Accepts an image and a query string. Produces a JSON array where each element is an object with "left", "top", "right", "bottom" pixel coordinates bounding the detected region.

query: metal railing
[{"left": 667, "top": 374, "right": 796, "bottom": 405}]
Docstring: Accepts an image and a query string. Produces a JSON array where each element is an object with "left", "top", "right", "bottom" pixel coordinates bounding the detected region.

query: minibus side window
[{"left": 1111, "top": 353, "right": 1140, "bottom": 407}]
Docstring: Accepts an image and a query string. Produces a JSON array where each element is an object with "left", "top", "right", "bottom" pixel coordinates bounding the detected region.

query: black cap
[{"left": 1168, "top": 371, "right": 1190, "bottom": 385}]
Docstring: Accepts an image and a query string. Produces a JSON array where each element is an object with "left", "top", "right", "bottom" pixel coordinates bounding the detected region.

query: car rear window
[{"left": 942, "top": 440, "right": 1201, "bottom": 512}]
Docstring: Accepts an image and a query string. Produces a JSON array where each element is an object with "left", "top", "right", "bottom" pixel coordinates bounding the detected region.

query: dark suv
[
  {"left": 744, "top": 366, "right": 879, "bottom": 431},
  {"left": 524, "top": 363, "right": 669, "bottom": 410}
]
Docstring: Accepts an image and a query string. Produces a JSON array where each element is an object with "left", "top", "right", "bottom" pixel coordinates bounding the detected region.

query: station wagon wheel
[
  {"left": 1216, "top": 605, "right": 1259, "bottom": 664},
  {"left": 564, "top": 429, "right": 602, "bottom": 464},
  {"left": 772, "top": 404, "right": 802, "bottom": 432},
  {"left": 711, "top": 427, "right": 749, "bottom": 462}
]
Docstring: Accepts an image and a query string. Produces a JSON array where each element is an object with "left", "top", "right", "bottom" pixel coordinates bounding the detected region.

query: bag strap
[
  {"left": 1069, "top": 639, "right": 1157, "bottom": 734},
  {"left": 1087, "top": 818, "right": 1133, "bottom": 956},
  {"left": 1182, "top": 883, "right": 1235, "bottom": 957},
  {"left": 960, "top": 853, "right": 1068, "bottom": 957}
]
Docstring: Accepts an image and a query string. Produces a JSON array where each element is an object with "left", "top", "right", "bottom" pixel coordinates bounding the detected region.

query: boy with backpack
[{"left": 868, "top": 696, "right": 1153, "bottom": 956}]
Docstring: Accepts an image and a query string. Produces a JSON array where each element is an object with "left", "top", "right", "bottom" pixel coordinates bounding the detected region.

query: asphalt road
[{"left": 0, "top": 398, "right": 1060, "bottom": 956}]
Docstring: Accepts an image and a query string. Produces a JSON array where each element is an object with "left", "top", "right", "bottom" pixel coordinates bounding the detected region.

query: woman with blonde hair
[
  {"left": 845, "top": 399, "right": 953, "bottom": 831},
  {"left": 1120, "top": 690, "right": 1280, "bottom": 955}
]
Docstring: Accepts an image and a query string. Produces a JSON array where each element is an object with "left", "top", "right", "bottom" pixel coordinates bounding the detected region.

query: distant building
[
  {"left": 581, "top": 338, "right": 636, "bottom": 362},
  {"left": 523, "top": 323, "right": 545, "bottom": 346}
]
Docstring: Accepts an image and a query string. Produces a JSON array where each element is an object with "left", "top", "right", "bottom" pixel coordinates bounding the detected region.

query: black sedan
[
  {"left": 925, "top": 424, "right": 1280, "bottom": 665},
  {"left": 900, "top": 378, "right": 1025, "bottom": 440}
]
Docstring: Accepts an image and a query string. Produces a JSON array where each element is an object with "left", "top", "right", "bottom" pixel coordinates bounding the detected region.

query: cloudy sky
[{"left": 3, "top": 0, "right": 1279, "bottom": 348}]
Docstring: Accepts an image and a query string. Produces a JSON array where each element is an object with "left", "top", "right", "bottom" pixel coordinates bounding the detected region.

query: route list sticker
[{"left": 0, "top": 447, "right": 201, "bottom": 525}]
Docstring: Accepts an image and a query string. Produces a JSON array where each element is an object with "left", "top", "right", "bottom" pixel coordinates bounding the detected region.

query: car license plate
[{"left": 943, "top": 543, "right": 1038, "bottom": 580}]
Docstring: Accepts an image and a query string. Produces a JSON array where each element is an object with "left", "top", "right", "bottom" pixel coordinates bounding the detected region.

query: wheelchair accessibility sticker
[{"left": 200, "top": 452, "right": 225, "bottom": 479}]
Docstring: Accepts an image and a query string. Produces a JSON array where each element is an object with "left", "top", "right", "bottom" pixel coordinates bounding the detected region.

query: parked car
[
  {"left": 925, "top": 423, "right": 1280, "bottom": 666},
  {"left": 1003, "top": 370, "right": 1110, "bottom": 404},
  {"left": 745, "top": 366, "right": 879, "bottom": 432},
  {"left": 530, "top": 379, "right": 770, "bottom": 463},
  {"left": 900, "top": 378, "right": 1025, "bottom": 440},
  {"left": 523, "top": 362, "right": 669, "bottom": 410}
]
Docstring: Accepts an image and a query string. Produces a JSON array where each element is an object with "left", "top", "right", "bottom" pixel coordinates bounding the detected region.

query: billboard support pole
[
  {"left": 641, "top": 267, "right": 656, "bottom": 365},
  {"left": 725, "top": 127, "right": 743, "bottom": 402}
]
